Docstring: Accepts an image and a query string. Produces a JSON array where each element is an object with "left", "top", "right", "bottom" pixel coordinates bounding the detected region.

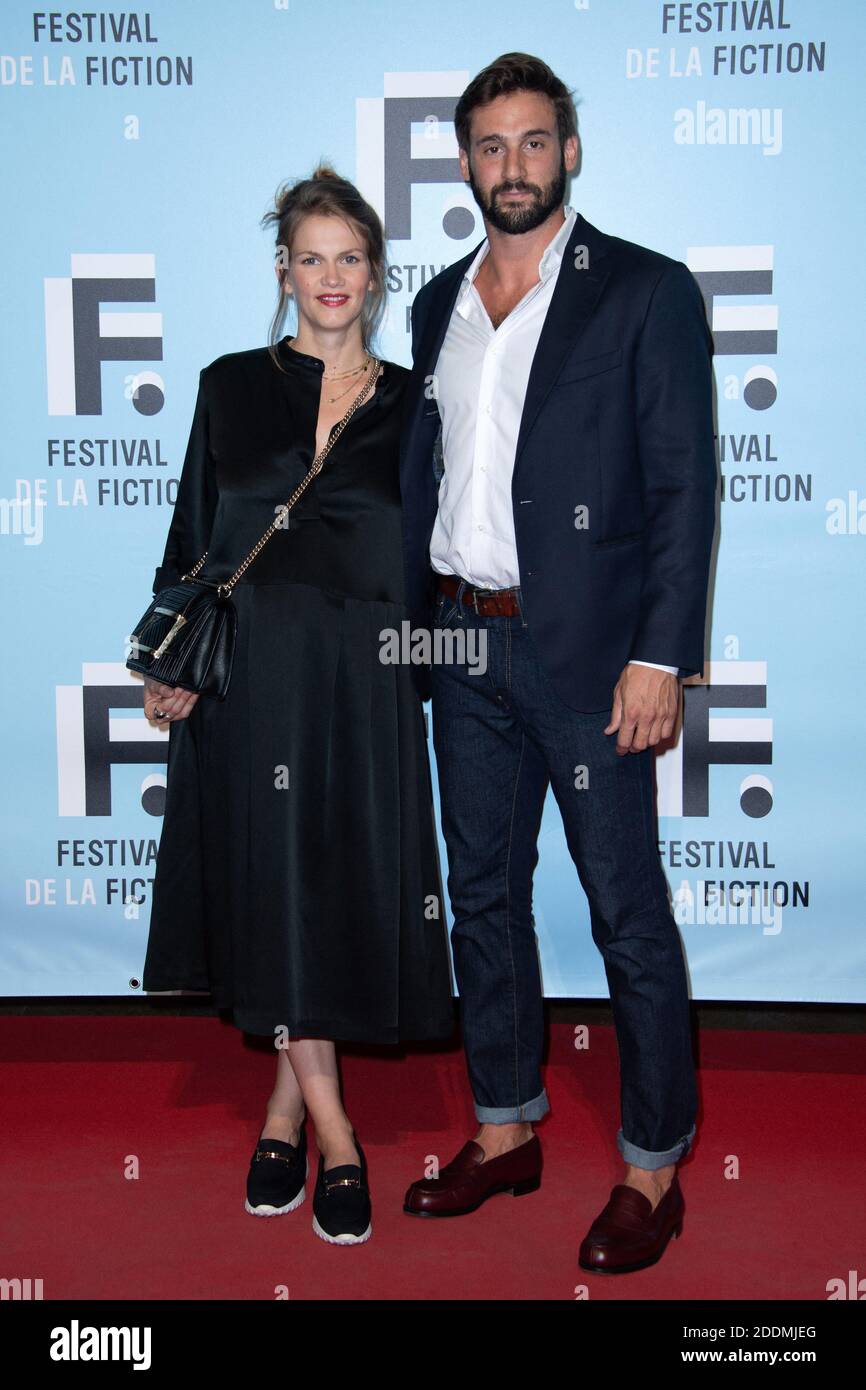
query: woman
[{"left": 140, "top": 166, "right": 455, "bottom": 1246}]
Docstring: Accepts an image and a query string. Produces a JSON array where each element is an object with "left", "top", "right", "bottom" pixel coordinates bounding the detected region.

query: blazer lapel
[
  {"left": 403, "top": 212, "right": 613, "bottom": 479},
  {"left": 403, "top": 243, "right": 480, "bottom": 428},
  {"left": 512, "top": 212, "right": 612, "bottom": 471}
]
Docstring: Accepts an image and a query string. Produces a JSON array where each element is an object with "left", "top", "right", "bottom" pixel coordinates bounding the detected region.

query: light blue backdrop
[{"left": 1, "top": 1, "right": 863, "bottom": 1002}]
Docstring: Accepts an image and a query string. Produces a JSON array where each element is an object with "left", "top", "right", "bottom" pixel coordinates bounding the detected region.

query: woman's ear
[{"left": 274, "top": 263, "right": 293, "bottom": 295}]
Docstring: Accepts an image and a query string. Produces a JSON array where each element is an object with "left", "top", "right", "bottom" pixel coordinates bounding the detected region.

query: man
[{"left": 399, "top": 53, "right": 717, "bottom": 1273}]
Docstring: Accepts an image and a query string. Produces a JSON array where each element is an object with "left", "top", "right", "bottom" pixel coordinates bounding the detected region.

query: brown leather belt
[{"left": 435, "top": 571, "right": 521, "bottom": 617}]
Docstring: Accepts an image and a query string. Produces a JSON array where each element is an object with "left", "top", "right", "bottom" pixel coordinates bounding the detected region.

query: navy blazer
[{"left": 398, "top": 210, "right": 718, "bottom": 711}]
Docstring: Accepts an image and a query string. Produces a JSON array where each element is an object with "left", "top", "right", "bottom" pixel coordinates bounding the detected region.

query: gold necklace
[
  {"left": 285, "top": 338, "right": 369, "bottom": 383},
  {"left": 325, "top": 359, "right": 372, "bottom": 403},
  {"left": 322, "top": 356, "right": 369, "bottom": 382}
]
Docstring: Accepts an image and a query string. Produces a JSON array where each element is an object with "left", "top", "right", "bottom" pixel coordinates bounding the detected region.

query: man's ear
[
  {"left": 564, "top": 134, "right": 579, "bottom": 172},
  {"left": 458, "top": 147, "right": 470, "bottom": 184}
]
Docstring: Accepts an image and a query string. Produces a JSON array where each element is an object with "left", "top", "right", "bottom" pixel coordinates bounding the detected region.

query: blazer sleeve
[
  {"left": 628, "top": 260, "right": 718, "bottom": 676},
  {"left": 152, "top": 366, "right": 218, "bottom": 594}
]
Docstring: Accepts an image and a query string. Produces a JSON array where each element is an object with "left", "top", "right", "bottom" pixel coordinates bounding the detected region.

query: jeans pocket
[{"left": 433, "top": 590, "right": 459, "bottom": 626}]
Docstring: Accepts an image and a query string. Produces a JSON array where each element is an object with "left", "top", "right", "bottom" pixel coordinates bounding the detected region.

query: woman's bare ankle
[
  {"left": 261, "top": 1103, "right": 306, "bottom": 1146},
  {"left": 315, "top": 1116, "right": 359, "bottom": 1169}
]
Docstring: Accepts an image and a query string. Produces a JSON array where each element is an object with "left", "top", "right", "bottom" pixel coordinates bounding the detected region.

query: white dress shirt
[{"left": 429, "top": 203, "right": 676, "bottom": 675}]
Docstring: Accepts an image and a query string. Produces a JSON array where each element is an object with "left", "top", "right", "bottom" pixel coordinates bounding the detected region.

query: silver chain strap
[{"left": 182, "top": 359, "right": 381, "bottom": 595}]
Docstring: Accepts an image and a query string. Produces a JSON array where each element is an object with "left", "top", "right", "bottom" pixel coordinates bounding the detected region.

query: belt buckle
[
  {"left": 472, "top": 584, "right": 504, "bottom": 615},
  {"left": 471, "top": 584, "right": 495, "bottom": 615}
]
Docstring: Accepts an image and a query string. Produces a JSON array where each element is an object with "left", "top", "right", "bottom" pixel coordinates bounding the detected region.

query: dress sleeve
[{"left": 152, "top": 366, "right": 218, "bottom": 594}]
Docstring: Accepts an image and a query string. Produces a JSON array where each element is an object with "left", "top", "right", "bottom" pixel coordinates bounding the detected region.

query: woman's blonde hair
[{"left": 261, "top": 163, "right": 386, "bottom": 371}]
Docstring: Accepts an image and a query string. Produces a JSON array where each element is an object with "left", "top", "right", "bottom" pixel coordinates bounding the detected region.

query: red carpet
[{"left": 1, "top": 1016, "right": 863, "bottom": 1301}]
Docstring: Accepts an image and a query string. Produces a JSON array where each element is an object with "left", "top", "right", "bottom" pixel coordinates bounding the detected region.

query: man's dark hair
[{"left": 454, "top": 52, "right": 579, "bottom": 155}]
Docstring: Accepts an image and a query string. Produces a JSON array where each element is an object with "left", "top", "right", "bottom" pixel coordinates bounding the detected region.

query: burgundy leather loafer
[
  {"left": 578, "top": 1175, "right": 684, "bottom": 1274},
  {"left": 403, "top": 1136, "right": 542, "bottom": 1217}
]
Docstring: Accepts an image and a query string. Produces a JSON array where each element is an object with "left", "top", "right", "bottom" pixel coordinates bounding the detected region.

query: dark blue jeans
[{"left": 429, "top": 578, "right": 697, "bottom": 1170}]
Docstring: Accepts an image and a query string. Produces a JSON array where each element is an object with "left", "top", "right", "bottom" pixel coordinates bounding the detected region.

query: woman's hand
[{"left": 143, "top": 675, "right": 200, "bottom": 723}]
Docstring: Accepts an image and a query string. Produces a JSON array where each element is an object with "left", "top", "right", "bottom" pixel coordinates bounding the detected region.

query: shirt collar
[{"left": 460, "top": 203, "right": 577, "bottom": 298}]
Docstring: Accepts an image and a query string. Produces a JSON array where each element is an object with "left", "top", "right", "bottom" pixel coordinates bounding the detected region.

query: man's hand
[
  {"left": 604, "top": 664, "right": 680, "bottom": 755},
  {"left": 143, "top": 675, "right": 200, "bottom": 723}
]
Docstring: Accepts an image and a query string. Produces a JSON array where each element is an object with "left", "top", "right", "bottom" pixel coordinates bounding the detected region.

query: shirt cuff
[{"left": 628, "top": 660, "right": 679, "bottom": 675}]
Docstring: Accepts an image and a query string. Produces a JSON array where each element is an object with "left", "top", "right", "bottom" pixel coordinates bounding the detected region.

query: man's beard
[{"left": 467, "top": 154, "right": 567, "bottom": 235}]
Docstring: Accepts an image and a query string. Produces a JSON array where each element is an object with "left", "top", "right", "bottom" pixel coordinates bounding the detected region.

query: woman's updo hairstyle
[{"left": 261, "top": 163, "right": 386, "bottom": 371}]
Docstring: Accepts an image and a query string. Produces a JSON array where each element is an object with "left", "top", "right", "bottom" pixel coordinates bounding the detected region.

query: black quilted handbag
[
  {"left": 126, "top": 359, "right": 380, "bottom": 699},
  {"left": 126, "top": 573, "right": 239, "bottom": 698}
]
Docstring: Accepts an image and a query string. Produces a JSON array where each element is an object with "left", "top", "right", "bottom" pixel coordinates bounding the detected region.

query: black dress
[{"left": 141, "top": 336, "right": 455, "bottom": 1042}]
